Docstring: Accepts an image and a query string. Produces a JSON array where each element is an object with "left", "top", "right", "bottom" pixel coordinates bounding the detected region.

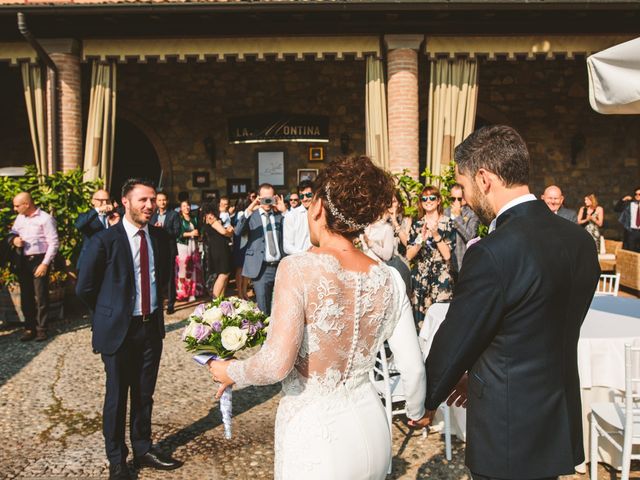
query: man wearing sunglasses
[
  {"left": 283, "top": 180, "right": 314, "bottom": 255},
  {"left": 444, "top": 183, "right": 479, "bottom": 277}
]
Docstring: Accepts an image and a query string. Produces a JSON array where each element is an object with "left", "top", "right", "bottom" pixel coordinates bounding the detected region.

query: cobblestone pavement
[{"left": 0, "top": 303, "right": 634, "bottom": 480}]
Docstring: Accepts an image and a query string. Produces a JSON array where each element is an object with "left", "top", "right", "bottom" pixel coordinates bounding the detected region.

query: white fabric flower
[
  {"left": 221, "top": 326, "right": 248, "bottom": 351},
  {"left": 202, "top": 307, "right": 223, "bottom": 326},
  {"left": 236, "top": 301, "right": 254, "bottom": 315}
]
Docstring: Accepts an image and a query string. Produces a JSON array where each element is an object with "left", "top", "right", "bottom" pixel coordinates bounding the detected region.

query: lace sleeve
[
  {"left": 227, "top": 256, "right": 305, "bottom": 388},
  {"left": 386, "top": 268, "right": 427, "bottom": 420}
]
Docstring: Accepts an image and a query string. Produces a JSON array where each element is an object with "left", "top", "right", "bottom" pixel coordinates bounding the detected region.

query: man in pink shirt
[{"left": 10, "top": 192, "right": 59, "bottom": 341}]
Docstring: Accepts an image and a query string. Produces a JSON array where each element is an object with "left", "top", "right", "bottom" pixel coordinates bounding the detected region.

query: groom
[
  {"left": 414, "top": 126, "right": 600, "bottom": 479},
  {"left": 76, "top": 179, "right": 182, "bottom": 479}
]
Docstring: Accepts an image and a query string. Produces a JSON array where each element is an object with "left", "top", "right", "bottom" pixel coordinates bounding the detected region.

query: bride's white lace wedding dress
[{"left": 227, "top": 251, "right": 426, "bottom": 479}]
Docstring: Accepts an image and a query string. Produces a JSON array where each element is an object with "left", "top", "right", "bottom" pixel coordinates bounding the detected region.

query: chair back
[
  {"left": 370, "top": 345, "right": 392, "bottom": 405},
  {"left": 596, "top": 273, "right": 621, "bottom": 296},
  {"left": 624, "top": 344, "right": 640, "bottom": 437}
]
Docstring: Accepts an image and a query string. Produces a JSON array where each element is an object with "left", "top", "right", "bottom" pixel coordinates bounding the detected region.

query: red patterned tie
[
  {"left": 137, "top": 230, "right": 151, "bottom": 316},
  {"left": 636, "top": 204, "right": 640, "bottom": 228}
]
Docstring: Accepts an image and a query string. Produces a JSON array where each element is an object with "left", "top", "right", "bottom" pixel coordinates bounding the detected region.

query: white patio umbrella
[{"left": 587, "top": 37, "right": 640, "bottom": 114}]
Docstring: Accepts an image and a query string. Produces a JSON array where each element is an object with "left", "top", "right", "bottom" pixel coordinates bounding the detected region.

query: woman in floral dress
[
  {"left": 577, "top": 193, "right": 604, "bottom": 250},
  {"left": 406, "top": 186, "right": 455, "bottom": 326}
]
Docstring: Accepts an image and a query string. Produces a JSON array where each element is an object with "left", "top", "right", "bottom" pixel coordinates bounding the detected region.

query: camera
[{"left": 261, "top": 197, "right": 274, "bottom": 206}]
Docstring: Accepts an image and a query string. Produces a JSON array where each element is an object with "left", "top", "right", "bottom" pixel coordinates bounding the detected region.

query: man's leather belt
[
  {"left": 265, "top": 261, "right": 280, "bottom": 267},
  {"left": 132, "top": 310, "right": 158, "bottom": 323}
]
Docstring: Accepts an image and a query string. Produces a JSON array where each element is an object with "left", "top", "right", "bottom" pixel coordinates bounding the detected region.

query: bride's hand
[
  {"left": 207, "top": 359, "right": 235, "bottom": 399},
  {"left": 407, "top": 410, "right": 436, "bottom": 429}
]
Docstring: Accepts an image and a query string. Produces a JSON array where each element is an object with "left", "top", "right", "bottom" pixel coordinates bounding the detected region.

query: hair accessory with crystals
[{"left": 324, "top": 185, "right": 369, "bottom": 231}]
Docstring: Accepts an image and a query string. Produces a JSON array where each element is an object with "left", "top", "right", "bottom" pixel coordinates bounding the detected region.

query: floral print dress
[{"left": 408, "top": 215, "right": 456, "bottom": 325}]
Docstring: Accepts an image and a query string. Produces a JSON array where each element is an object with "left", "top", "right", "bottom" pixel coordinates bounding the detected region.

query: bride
[{"left": 208, "top": 155, "right": 426, "bottom": 479}]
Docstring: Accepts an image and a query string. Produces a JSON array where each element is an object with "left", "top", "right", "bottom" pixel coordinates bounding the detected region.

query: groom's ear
[{"left": 475, "top": 169, "right": 491, "bottom": 194}]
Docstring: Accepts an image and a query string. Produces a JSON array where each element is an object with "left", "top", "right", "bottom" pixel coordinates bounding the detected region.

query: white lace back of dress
[{"left": 284, "top": 253, "right": 395, "bottom": 396}]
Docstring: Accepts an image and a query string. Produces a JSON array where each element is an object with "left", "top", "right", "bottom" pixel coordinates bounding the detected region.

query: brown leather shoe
[
  {"left": 20, "top": 330, "right": 36, "bottom": 342},
  {"left": 35, "top": 328, "right": 47, "bottom": 342}
]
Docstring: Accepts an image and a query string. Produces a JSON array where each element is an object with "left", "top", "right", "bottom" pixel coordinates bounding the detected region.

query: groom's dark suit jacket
[
  {"left": 426, "top": 200, "right": 600, "bottom": 479},
  {"left": 75, "top": 221, "right": 171, "bottom": 355}
]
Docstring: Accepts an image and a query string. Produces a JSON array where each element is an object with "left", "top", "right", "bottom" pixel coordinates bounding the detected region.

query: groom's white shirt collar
[{"left": 488, "top": 193, "right": 537, "bottom": 233}]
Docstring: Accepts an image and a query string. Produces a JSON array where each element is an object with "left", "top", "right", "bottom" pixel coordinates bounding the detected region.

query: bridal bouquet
[{"left": 182, "top": 297, "right": 269, "bottom": 438}]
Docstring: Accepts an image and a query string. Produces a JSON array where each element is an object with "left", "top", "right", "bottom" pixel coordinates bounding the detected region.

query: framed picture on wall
[
  {"left": 192, "top": 171, "right": 210, "bottom": 188},
  {"left": 309, "top": 146, "right": 324, "bottom": 161},
  {"left": 226, "top": 178, "right": 251, "bottom": 199},
  {"left": 257, "top": 151, "right": 285, "bottom": 187},
  {"left": 297, "top": 168, "right": 319, "bottom": 184},
  {"left": 201, "top": 189, "right": 220, "bottom": 203}
]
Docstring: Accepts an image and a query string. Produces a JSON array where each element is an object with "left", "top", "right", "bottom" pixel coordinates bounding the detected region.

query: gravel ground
[{"left": 0, "top": 302, "right": 634, "bottom": 480}]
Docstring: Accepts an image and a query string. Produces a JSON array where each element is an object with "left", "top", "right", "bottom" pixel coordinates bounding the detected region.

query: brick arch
[{"left": 116, "top": 107, "right": 174, "bottom": 191}]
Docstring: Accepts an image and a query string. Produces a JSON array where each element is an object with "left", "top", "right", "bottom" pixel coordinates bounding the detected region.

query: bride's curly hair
[{"left": 313, "top": 154, "right": 395, "bottom": 239}]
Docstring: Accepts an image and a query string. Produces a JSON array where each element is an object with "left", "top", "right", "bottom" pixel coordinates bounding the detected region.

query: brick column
[
  {"left": 385, "top": 35, "right": 423, "bottom": 178},
  {"left": 43, "top": 39, "right": 82, "bottom": 172}
]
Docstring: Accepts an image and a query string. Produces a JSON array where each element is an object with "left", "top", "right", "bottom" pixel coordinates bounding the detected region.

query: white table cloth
[
  {"left": 587, "top": 37, "right": 640, "bottom": 115},
  {"left": 420, "top": 296, "right": 640, "bottom": 469}
]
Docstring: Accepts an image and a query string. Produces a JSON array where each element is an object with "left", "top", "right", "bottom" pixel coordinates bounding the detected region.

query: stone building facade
[
  {"left": 0, "top": 2, "right": 638, "bottom": 239},
  {"left": 113, "top": 58, "right": 366, "bottom": 199}
]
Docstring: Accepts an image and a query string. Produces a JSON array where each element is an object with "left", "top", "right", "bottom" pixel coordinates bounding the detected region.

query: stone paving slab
[{"left": 0, "top": 305, "right": 635, "bottom": 479}]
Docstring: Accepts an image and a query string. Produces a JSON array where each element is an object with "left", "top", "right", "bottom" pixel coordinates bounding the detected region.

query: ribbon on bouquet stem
[{"left": 194, "top": 353, "right": 233, "bottom": 439}]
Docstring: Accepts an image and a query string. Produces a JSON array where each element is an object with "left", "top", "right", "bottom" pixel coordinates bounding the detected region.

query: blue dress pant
[
  {"left": 252, "top": 263, "right": 278, "bottom": 315},
  {"left": 101, "top": 315, "right": 162, "bottom": 465}
]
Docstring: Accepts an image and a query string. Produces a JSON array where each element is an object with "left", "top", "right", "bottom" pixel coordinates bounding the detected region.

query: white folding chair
[
  {"left": 595, "top": 273, "right": 621, "bottom": 296},
  {"left": 590, "top": 344, "right": 640, "bottom": 480},
  {"left": 369, "top": 344, "right": 452, "bottom": 475}
]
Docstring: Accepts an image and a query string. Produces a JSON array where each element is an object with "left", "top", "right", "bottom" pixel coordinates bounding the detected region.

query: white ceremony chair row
[
  {"left": 590, "top": 344, "right": 640, "bottom": 480},
  {"left": 595, "top": 273, "right": 621, "bottom": 296}
]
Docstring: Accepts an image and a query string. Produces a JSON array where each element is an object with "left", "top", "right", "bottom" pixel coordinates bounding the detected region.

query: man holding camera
[
  {"left": 75, "top": 189, "right": 119, "bottom": 271},
  {"left": 235, "top": 183, "right": 286, "bottom": 315}
]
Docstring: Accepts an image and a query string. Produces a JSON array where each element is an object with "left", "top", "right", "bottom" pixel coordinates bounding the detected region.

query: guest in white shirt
[
  {"left": 283, "top": 180, "right": 314, "bottom": 254},
  {"left": 219, "top": 196, "right": 231, "bottom": 228}
]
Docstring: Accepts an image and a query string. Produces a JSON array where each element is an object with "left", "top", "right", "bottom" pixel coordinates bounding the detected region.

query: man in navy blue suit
[
  {"left": 74, "top": 189, "right": 114, "bottom": 271},
  {"left": 234, "top": 183, "right": 286, "bottom": 315},
  {"left": 150, "top": 191, "right": 180, "bottom": 314},
  {"left": 76, "top": 179, "right": 182, "bottom": 480}
]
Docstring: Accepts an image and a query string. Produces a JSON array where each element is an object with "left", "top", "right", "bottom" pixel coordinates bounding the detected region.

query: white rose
[
  {"left": 221, "top": 326, "right": 248, "bottom": 351},
  {"left": 202, "top": 307, "right": 223, "bottom": 326},
  {"left": 235, "top": 302, "right": 254, "bottom": 315}
]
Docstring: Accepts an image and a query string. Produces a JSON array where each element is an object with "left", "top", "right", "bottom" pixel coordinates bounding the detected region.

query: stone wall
[
  {"left": 477, "top": 57, "right": 640, "bottom": 239},
  {"left": 115, "top": 58, "right": 366, "bottom": 201}
]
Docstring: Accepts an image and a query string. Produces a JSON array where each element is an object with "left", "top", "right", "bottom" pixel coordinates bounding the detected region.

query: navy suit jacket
[
  {"left": 75, "top": 221, "right": 172, "bottom": 355},
  {"left": 150, "top": 209, "right": 180, "bottom": 256},
  {"left": 234, "top": 209, "right": 284, "bottom": 279},
  {"left": 426, "top": 200, "right": 599, "bottom": 478},
  {"left": 75, "top": 209, "right": 106, "bottom": 270},
  {"left": 615, "top": 199, "right": 638, "bottom": 232}
]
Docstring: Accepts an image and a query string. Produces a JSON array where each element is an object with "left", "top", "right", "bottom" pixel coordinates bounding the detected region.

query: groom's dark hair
[
  {"left": 121, "top": 178, "right": 156, "bottom": 199},
  {"left": 454, "top": 125, "right": 530, "bottom": 187}
]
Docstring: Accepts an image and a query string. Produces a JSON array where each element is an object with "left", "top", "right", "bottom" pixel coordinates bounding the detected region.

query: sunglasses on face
[
  {"left": 290, "top": 198, "right": 300, "bottom": 202},
  {"left": 450, "top": 196, "right": 463, "bottom": 202},
  {"left": 300, "top": 192, "right": 314, "bottom": 199},
  {"left": 421, "top": 195, "right": 438, "bottom": 202}
]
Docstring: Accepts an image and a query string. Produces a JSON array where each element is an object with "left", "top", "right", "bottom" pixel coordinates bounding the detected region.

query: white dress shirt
[
  {"left": 258, "top": 207, "right": 282, "bottom": 262},
  {"left": 488, "top": 194, "right": 538, "bottom": 233},
  {"left": 630, "top": 202, "right": 640, "bottom": 230},
  {"left": 95, "top": 208, "right": 109, "bottom": 229},
  {"left": 122, "top": 217, "right": 158, "bottom": 315},
  {"left": 283, "top": 205, "right": 312, "bottom": 255}
]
